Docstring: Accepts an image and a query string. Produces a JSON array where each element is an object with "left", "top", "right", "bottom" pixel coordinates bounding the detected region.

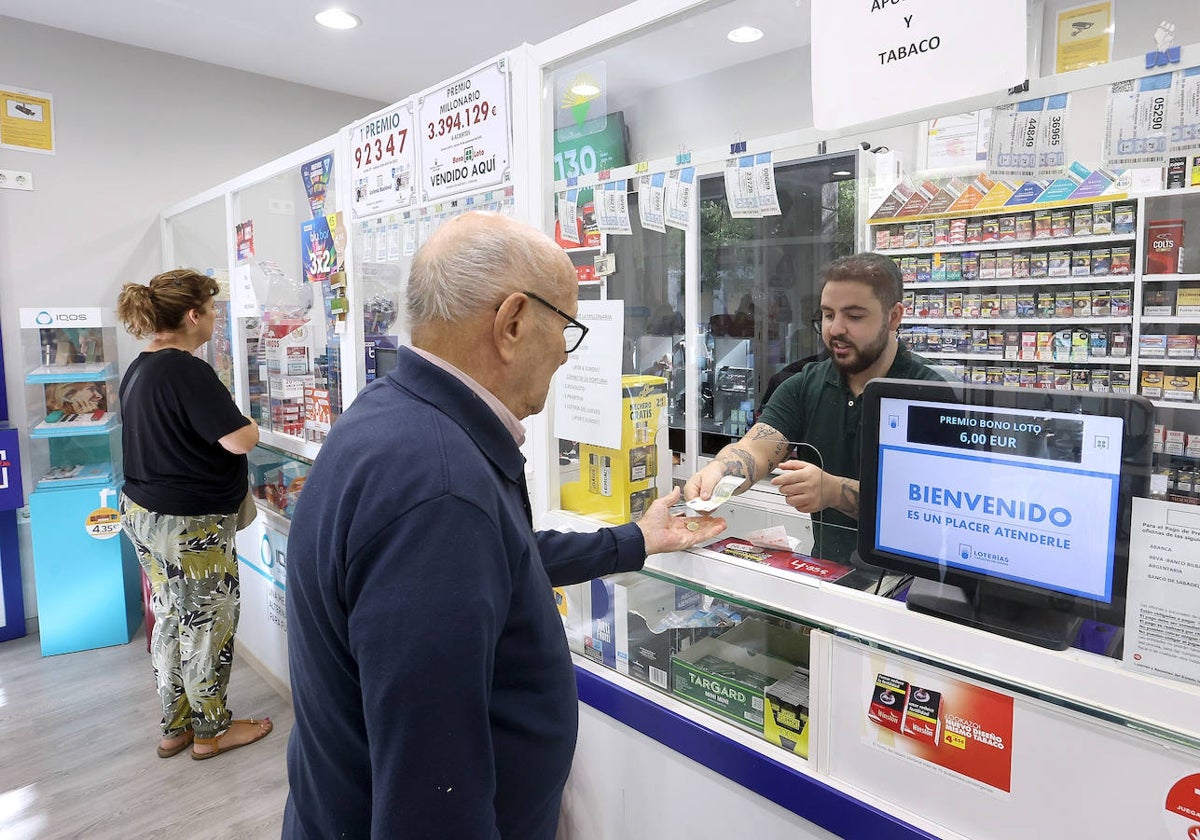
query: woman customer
[{"left": 117, "top": 269, "right": 272, "bottom": 760}]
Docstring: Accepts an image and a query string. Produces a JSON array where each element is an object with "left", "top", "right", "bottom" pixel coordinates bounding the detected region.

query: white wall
[{"left": 0, "top": 17, "right": 384, "bottom": 618}]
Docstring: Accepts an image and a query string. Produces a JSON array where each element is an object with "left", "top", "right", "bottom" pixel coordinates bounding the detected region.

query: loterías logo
[{"left": 1187, "top": 825, "right": 1200, "bottom": 840}]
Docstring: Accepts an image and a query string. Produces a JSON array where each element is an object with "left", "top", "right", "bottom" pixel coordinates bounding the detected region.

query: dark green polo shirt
[{"left": 757, "top": 343, "right": 944, "bottom": 562}]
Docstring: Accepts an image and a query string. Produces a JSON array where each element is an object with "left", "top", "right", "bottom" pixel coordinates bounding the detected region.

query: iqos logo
[{"left": 35, "top": 311, "right": 52, "bottom": 326}]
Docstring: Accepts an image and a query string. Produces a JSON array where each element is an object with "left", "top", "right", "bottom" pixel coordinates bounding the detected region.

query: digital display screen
[{"left": 874, "top": 395, "right": 1124, "bottom": 602}]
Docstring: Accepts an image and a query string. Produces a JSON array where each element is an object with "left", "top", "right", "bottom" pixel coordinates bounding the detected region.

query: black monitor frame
[{"left": 857, "top": 378, "right": 1154, "bottom": 650}]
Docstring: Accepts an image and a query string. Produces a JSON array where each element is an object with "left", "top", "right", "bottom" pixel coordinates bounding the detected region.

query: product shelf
[
  {"left": 919, "top": 352, "right": 1131, "bottom": 366},
  {"left": 24, "top": 362, "right": 114, "bottom": 384},
  {"left": 1150, "top": 400, "right": 1200, "bottom": 412},
  {"left": 880, "top": 233, "right": 1136, "bottom": 256},
  {"left": 904, "top": 275, "right": 1134, "bottom": 290},
  {"left": 906, "top": 316, "right": 1133, "bottom": 326},
  {"left": 1140, "top": 273, "right": 1200, "bottom": 284}
]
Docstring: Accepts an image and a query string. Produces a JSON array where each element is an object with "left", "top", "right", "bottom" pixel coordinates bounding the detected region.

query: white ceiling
[{"left": 0, "top": 0, "right": 639, "bottom": 103}]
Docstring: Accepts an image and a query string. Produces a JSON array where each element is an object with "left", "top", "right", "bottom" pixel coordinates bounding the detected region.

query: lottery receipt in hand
[{"left": 686, "top": 475, "right": 744, "bottom": 513}]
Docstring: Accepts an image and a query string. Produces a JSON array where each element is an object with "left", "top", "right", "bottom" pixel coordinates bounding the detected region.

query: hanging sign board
[
  {"left": 810, "top": 0, "right": 1026, "bottom": 131},
  {"left": 418, "top": 58, "right": 511, "bottom": 202},
  {"left": 349, "top": 101, "right": 416, "bottom": 219}
]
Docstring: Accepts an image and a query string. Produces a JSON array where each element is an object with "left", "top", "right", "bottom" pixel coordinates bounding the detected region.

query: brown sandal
[
  {"left": 191, "top": 717, "right": 273, "bottom": 761},
  {"left": 157, "top": 729, "right": 194, "bottom": 758}
]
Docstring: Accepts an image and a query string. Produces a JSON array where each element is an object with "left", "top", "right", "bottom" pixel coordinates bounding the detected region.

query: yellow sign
[
  {"left": 0, "top": 85, "right": 54, "bottom": 153},
  {"left": 85, "top": 506, "right": 122, "bottom": 540},
  {"left": 1055, "top": 2, "right": 1113, "bottom": 74}
]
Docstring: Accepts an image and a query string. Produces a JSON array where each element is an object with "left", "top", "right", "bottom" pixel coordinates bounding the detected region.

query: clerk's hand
[
  {"left": 771, "top": 460, "right": 829, "bottom": 514},
  {"left": 637, "top": 487, "right": 726, "bottom": 555},
  {"left": 682, "top": 460, "right": 731, "bottom": 502}
]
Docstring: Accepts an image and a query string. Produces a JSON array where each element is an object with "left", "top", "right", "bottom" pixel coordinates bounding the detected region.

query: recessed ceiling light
[
  {"left": 832, "top": 170, "right": 852, "bottom": 177},
  {"left": 727, "top": 26, "right": 763, "bottom": 44},
  {"left": 570, "top": 82, "right": 601, "bottom": 97},
  {"left": 315, "top": 8, "right": 360, "bottom": 30}
]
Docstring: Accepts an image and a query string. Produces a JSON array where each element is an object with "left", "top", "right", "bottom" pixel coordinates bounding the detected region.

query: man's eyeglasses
[{"left": 522, "top": 290, "right": 589, "bottom": 353}]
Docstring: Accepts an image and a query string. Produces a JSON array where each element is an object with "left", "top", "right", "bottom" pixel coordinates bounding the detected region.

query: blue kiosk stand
[
  {"left": 20, "top": 307, "right": 141, "bottom": 656},
  {"left": 0, "top": 320, "right": 28, "bottom": 643}
]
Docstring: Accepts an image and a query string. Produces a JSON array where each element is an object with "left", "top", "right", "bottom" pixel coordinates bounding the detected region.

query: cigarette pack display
[
  {"left": 875, "top": 227, "right": 892, "bottom": 250},
  {"left": 1072, "top": 329, "right": 1090, "bottom": 361},
  {"left": 899, "top": 685, "right": 943, "bottom": 745},
  {"left": 944, "top": 253, "right": 963, "bottom": 282},
  {"left": 1029, "top": 252, "right": 1049, "bottom": 278},
  {"left": 1019, "top": 366, "right": 1037, "bottom": 388},
  {"left": 1051, "top": 210, "right": 1073, "bottom": 238},
  {"left": 1017, "top": 292, "right": 1036, "bottom": 317},
  {"left": 705, "top": 538, "right": 854, "bottom": 582},
  {"left": 1146, "top": 219, "right": 1185, "bottom": 274},
  {"left": 1164, "top": 374, "right": 1197, "bottom": 402},
  {"left": 916, "top": 256, "right": 932, "bottom": 283},
  {"left": 961, "top": 253, "right": 979, "bottom": 282},
  {"left": 1092, "top": 202, "right": 1113, "bottom": 235},
  {"left": 949, "top": 217, "right": 967, "bottom": 244},
  {"left": 1011, "top": 253, "right": 1030, "bottom": 278},
  {"left": 1177, "top": 287, "right": 1200, "bottom": 316},
  {"left": 1072, "top": 207, "right": 1093, "bottom": 236},
  {"left": 981, "top": 294, "right": 1001, "bottom": 318},
  {"left": 981, "top": 217, "right": 1000, "bottom": 242},
  {"left": 963, "top": 293, "right": 982, "bottom": 318},
  {"left": 946, "top": 291, "right": 963, "bottom": 318},
  {"left": 1072, "top": 290, "right": 1092, "bottom": 316},
  {"left": 933, "top": 218, "right": 950, "bottom": 245},
  {"left": 867, "top": 674, "right": 908, "bottom": 733},
  {"left": 987, "top": 366, "right": 1005, "bottom": 385},
  {"left": 998, "top": 216, "right": 1016, "bottom": 241},
  {"left": 1048, "top": 250, "right": 1071, "bottom": 277},
  {"left": 1091, "top": 369, "right": 1110, "bottom": 392},
  {"left": 1052, "top": 329, "right": 1073, "bottom": 360},
  {"left": 926, "top": 292, "right": 945, "bottom": 318},
  {"left": 918, "top": 222, "right": 935, "bottom": 248},
  {"left": 1072, "top": 368, "right": 1091, "bottom": 391},
  {"left": 1071, "top": 250, "right": 1091, "bottom": 276},
  {"left": 1167, "top": 335, "right": 1197, "bottom": 359},
  {"left": 901, "top": 256, "right": 917, "bottom": 284},
  {"left": 995, "top": 251, "right": 1014, "bottom": 279},
  {"left": 1055, "top": 292, "right": 1074, "bottom": 318},
  {"left": 1037, "top": 331, "right": 1054, "bottom": 361},
  {"left": 1091, "top": 248, "right": 1111, "bottom": 275},
  {"left": 1110, "top": 329, "right": 1131, "bottom": 357},
  {"left": 1020, "top": 332, "right": 1038, "bottom": 360},
  {"left": 1015, "top": 213, "right": 1034, "bottom": 240},
  {"left": 1037, "top": 292, "right": 1057, "bottom": 318},
  {"left": 1091, "top": 288, "right": 1111, "bottom": 316},
  {"left": 1139, "top": 335, "right": 1168, "bottom": 358},
  {"left": 763, "top": 667, "right": 811, "bottom": 757},
  {"left": 903, "top": 291, "right": 915, "bottom": 316},
  {"left": 672, "top": 619, "right": 809, "bottom": 731},
  {"left": 1001, "top": 292, "right": 1019, "bottom": 317},
  {"left": 1111, "top": 246, "right": 1132, "bottom": 275},
  {"left": 1113, "top": 204, "right": 1136, "bottom": 234},
  {"left": 1140, "top": 369, "right": 1164, "bottom": 399},
  {"left": 1143, "top": 288, "right": 1175, "bottom": 317},
  {"left": 1110, "top": 288, "right": 1132, "bottom": 316},
  {"left": 972, "top": 328, "right": 989, "bottom": 354},
  {"left": 1167, "top": 156, "right": 1187, "bottom": 189},
  {"left": 1004, "top": 330, "right": 1020, "bottom": 359},
  {"left": 978, "top": 253, "right": 996, "bottom": 280},
  {"left": 1053, "top": 368, "right": 1071, "bottom": 390},
  {"left": 1003, "top": 368, "right": 1021, "bottom": 387},
  {"left": 965, "top": 220, "right": 983, "bottom": 243},
  {"left": 1034, "top": 209, "right": 1053, "bottom": 238},
  {"left": 903, "top": 224, "right": 919, "bottom": 248},
  {"left": 1089, "top": 330, "right": 1108, "bottom": 357}
]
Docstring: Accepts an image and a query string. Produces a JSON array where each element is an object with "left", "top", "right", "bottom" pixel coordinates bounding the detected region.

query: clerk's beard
[{"left": 827, "top": 325, "right": 890, "bottom": 376}]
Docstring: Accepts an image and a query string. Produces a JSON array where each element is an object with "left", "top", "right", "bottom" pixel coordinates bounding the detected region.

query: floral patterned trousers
[{"left": 120, "top": 494, "right": 240, "bottom": 739}]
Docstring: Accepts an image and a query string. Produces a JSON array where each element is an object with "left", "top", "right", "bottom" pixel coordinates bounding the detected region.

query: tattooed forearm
[
  {"left": 717, "top": 446, "right": 758, "bottom": 487},
  {"left": 831, "top": 478, "right": 860, "bottom": 519},
  {"left": 749, "top": 423, "right": 790, "bottom": 470}
]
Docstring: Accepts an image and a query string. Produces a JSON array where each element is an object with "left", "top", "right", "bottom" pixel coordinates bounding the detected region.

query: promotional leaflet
[
  {"left": 1104, "top": 73, "right": 1173, "bottom": 169},
  {"left": 553, "top": 299, "right": 623, "bottom": 449},
  {"left": 1168, "top": 66, "right": 1200, "bottom": 158},
  {"left": 0, "top": 84, "right": 54, "bottom": 153},
  {"left": 301, "top": 212, "right": 345, "bottom": 285},
  {"left": 349, "top": 102, "right": 416, "bottom": 219},
  {"left": 558, "top": 190, "right": 580, "bottom": 245},
  {"left": 924, "top": 111, "right": 990, "bottom": 173},
  {"left": 754, "top": 152, "right": 781, "bottom": 216},
  {"left": 861, "top": 654, "right": 1014, "bottom": 793},
  {"left": 1054, "top": 2, "right": 1113, "bottom": 74},
  {"left": 596, "top": 180, "right": 631, "bottom": 235},
  {"left": 638, "top": 172, "right": 666, "bottom": 233},
  {"left": 988, "top": 98, "right": 1044, "bottom": 179},
  {"left": 724, "top": 156, "right": 759, "bottom": 219},
  {"left": 1036, "top": 94, "right": 1070, "bottom": 178},
  {"left": 418, "top": 59, "right": 511, "bottom": 202},
  {"left": 300, "top": 154, "right": 333, "bottom": 218},
  {"left": 664, "top": 167, "right": 695, "bottom": 231},
  {"left": 1124, "top": 497, "right": 1200, "bottom": 687}
]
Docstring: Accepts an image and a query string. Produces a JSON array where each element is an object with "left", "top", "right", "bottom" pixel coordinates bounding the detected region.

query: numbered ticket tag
[
  {"left": 687, "top": 474, "right": 745, "bottom": 513},
  {"left": 559, "top": 190, "right": 580, "bottom": 244},
  {"left": 85, "top": 506, "right": 122, "bottom": 540}
]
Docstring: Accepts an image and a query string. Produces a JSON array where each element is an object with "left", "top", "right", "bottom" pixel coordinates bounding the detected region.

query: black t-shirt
[{"left": 120, "top": 349, "right": 250, "bottom": 516}]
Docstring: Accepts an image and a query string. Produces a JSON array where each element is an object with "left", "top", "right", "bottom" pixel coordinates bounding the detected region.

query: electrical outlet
[
  {"left": 267, "top": 198, "right": 294, "bottom": 214},
  {"left": 0, "top": 169, "right": 33, "bottom": 191}
]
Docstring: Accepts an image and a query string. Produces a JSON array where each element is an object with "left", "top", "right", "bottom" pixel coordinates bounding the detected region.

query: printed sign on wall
[
  {"left": 811, "top": 0, "right": 1026, "bottom": 130},
  {"left": 349, "top": 102, "right": 417, "bottom": 219},
  {"left": 418, "top": 59, "right": 511, "bottom": 202}
]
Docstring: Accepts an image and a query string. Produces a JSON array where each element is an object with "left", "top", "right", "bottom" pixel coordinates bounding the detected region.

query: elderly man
[{"left": 283, "top": 212, "right": 724, "bottom": 839}]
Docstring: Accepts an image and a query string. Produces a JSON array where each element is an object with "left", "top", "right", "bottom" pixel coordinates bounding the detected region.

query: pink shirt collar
[{"left": 410, "top": 347, "right": 525, "bottom": 446}]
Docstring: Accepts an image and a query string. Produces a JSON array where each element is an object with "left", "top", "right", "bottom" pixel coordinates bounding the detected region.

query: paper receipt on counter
[{"left": 686, "top": 474, "right": 744, "bottom": 513}]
